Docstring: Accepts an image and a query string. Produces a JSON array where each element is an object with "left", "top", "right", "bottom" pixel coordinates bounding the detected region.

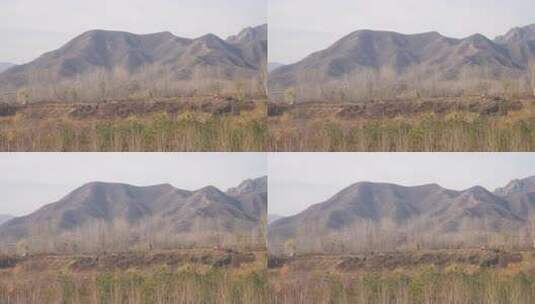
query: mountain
[
  {"left": 268, "top": 214, "right": 284, "bottom": 224},
  {"left": 227, "top": 24, "right": 268, "bottom": 71},
  {"left": 0, "top": 63, "right": 14, "bottom": 73},
  {"left": 0, "top": 25, "right": 267, "bottom": 101},
  {"left": 495, "top": 176, "right": 535, "bottom": 197},
  {"left": 494, "top": 176, "right": 535, "bottom": 221},
  {"left": 269, "top": 24, "right": 535, "bottom": 101},
  {"left": 0, "top": 179, "right": 266, "bottom": 253},
  {"left": 495, "top": 24, "right": 535, "bottom": 45},
  {"left": 268, "top": 62, "right": 285, "bottom": 73},
  {"left": 227, "top": 176, "right": 267, "bottom": 196},
  {"left": 269, "top": 179, "right": 534, "bottom": 255},
  {"left": 227, "top": 176, "right": 268, "bottom": 224},
  {"left": 0, "top": 214, "right": 13, "bottom": 225}
]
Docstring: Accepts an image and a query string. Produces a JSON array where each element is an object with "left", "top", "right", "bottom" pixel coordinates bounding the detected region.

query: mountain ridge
[
  {"left": 0, "top": 177, "right": 267, "bottom": 253},
  {"left": 0, "top": 25, "right": 267, "bottom": 102},
  {"left": 269, "top": 177, "right": 535, "bottom": 255},
  {"left": 269, "top": 23, "right": 535, "bottom": 101},
  {"left": 0, "top": 63, "right": 14, "bottom": 73},
  {"left": 0, "top": 214, "right": 13, "bottom": 225}
]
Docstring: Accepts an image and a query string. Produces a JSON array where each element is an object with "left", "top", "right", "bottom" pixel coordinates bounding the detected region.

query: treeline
[
  {"left": 271, "top": 218, "right": 535, "bottom": 256},
  {"left": 1, "top": 64, "right": 268, "bottom": 104},
  {"left": 1, "top": 218, "right": 267, "bottom": 255},
  {"left": 272, "top": 65, "right": 535, "bottom": 103}
]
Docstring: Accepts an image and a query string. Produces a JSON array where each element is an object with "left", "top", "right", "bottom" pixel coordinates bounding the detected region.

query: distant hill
[
  {"left": 268, "top": 62, "right": 284, "bottom": 73},
  {"left": 0, "top": 63, "right": 14, "bottom": 73},
  {"left": 0, "top": 25, "right": 267, "bottom": 102},
  {"left": 0, "top": 214, "right": 13, "bottom": 225},
  {"left": 269, "top": 177, "right": 535, "bottom": 255},
  {"left": 227, "top": 176, "right": 268, "bottom": 226},
  {"left": 495, "top": 176, "right": 535, "bottom": 197},
  {"left": 268, "top": 214, "right": 284, "bottom": 224},
  {"left": 227, "top": 176, "right": 267, "bottom": 196},
  {"left": 269, "top": 24, "right": 535, "bottom": 102},
  {"left": 0, "top": 177, "right": 267, "bottom": 253}
]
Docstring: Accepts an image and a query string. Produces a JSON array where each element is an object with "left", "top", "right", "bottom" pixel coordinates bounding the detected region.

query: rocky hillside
[
  {"left": 0, "top": 215, "right": 12, "bottom": 225},
  {"left": 270, "top": 24, "right": 535, "bottom": 101},
  {"left": 0, "top": 177, "right": 267, "bottom": 253},
  {"left": 0, "top": 63, "right": 14, "bottom": 73},
  {"left": 0, "top": 25, "right": 267, "bottom": 101},
  {"left": 269, "top": 177, "right": 535, "bottom": 255}
]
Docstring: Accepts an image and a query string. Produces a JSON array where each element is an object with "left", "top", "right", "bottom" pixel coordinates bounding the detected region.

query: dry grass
[
  {"left": 267, "top": 99, "right": 535, "bottom": 152},
  {"left": 0, "top": 99, "right": 267, "bottom": 152},
  {"left": 0, "top": 250, "right": 268, "bottom": 304},
  {"left": 268, "top": 250, "right": 535, "bottom": 304}
]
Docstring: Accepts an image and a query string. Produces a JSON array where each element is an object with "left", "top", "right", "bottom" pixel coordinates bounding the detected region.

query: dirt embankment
[
  {"left": 0, "top": 97, "right": 260, "bottom": 119},
  {"left": 0, "top": 255, "right": 20, "bottom": 269},
  {"left": 0, "top": 250, "right": 259, "bottom": 273},
  {"left": 69, "top": 98, "right": 258, "bottom": 119},
  {"left": 269, "top": 249, "right": 526, "bottom": 272},
  {"left": 0, "top": 102, "right": 21, "bottom": 117},
  {"left": 70, "top": 250, "right": 257, "bottom": 272},
  {"left": 268, "top": 96, "right": 525, "bottom": 119}
]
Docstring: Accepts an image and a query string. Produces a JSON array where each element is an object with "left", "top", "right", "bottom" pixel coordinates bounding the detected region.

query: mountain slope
[
  {"left": 0, "top": 214, "right": 13, "bottom": 225},
  {"left": 496, "top": 24, "right": 535, "bottom": 45},
  {"left": 227, "top": 24, "right": 268, "bottom": 71},
  {"left": 269, "top": 24, "right": 535, "bottom": 101},
  {"left": 269, "top": 180, "right": 532, "bottom": 255},
  {"left": 268, "top": 62, "right": 284, "bottom": 73},
  {"left": 494, "top": 176, "right": 535, "bottom": 221},
  {"left": 0, "top": 63, "right": 14, "bottom": 73},
  {"left": 0, "top": 179, "right": 266, "bottom": 253},
  {"left": 0, "top": 25, "right": 267, "bottom": 101},
  {"left": 227, "top": 176, "right": 268, "bottom": 224},
  {"left": 268, "top": 214, "right": 284, "bottom": 224}
]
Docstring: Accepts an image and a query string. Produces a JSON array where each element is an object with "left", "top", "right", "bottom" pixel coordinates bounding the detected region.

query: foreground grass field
[
  {"left": 0, "top": 97, "right": 267, "bottom": 152},
  {"left": 0, "top": 250, "right": 267, "bottom": 304},
  {"left": 268, "top": 97, "right": 535, "bottom": 152},
  {"left": 268, "top": 249, "right": 535, "bottom": 304}
]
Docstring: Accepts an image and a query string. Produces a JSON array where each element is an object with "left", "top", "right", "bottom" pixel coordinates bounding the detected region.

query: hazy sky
[
  {"left": 269, "top": 153, "right": 535, "bottom": 217},
  {"left": 0, "top": 153, "right": 266, "bottom": 216},
  {"left": 269, "top": 0, "right": 535, "bottom": 64},
  {"left": 0, "top": 0, "right": 267, "bottom": 64}
]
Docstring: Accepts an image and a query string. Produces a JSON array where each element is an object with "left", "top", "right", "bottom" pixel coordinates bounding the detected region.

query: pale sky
[
  {"left": 269, "top": 0, "right": 535, "bottom": 64},
  {"left": 0, "top": 153, "right": 266, "bottom": 216},
  {"left": 269, "top": 153, "right": 535, "bottom": 217},
  {"left": 0, "top": 0, "right": 267, "bottom": 64}
]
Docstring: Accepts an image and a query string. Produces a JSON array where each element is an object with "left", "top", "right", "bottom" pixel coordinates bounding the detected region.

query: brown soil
[
  {"left": 2, "top": 97, "right": 260, "bottom": 120},
  {"left": 0, "top": 102, "right": 20, "bottom": 117},
  {"left": 0, "top": 250, "right": 260, "bottom": 273},
  {"left": 70, "top": 251, "right": 257, "bottom": 272},
  {"left": 335, "top": 250, "right": 523, "bottom": 271},
  {"left": 269, "top": 249, "right": 526, "bottom": 272},
  {"left": 268, "top": 96, "right": 525, "bottom": 119},
  {"left": 69, "top": 99, "right": 257, "bottom": 119},
  {"left": 0, "top": 255, "right": 20, "bottom": 269}
]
